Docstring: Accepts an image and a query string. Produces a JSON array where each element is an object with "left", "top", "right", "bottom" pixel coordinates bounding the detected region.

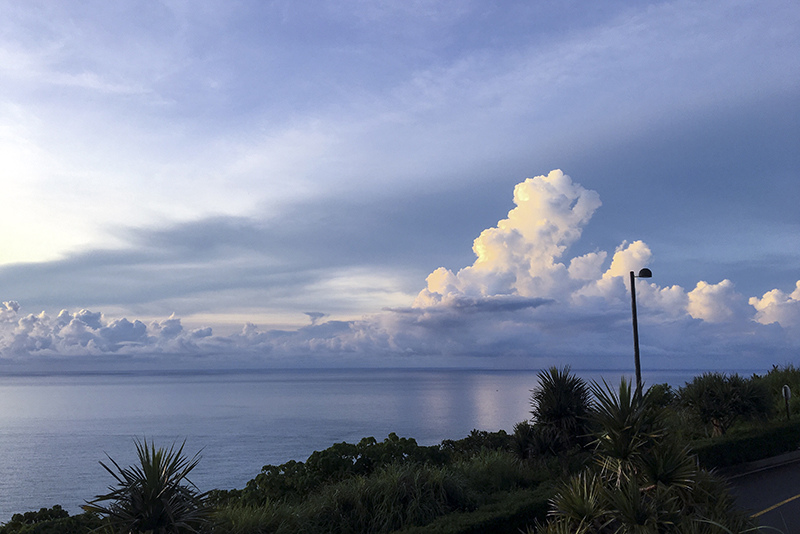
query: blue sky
[{"left": 1, "top": 0, "right": 798, "bottom": 370}]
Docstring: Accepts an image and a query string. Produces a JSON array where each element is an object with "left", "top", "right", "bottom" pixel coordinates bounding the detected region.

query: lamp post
[{"left": 630, "top": 268, "right": 652, "bottom": 396}]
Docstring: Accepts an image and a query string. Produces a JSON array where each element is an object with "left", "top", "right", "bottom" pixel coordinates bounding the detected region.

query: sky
[{"left": 1, "top": 0, "right": 798, "bottom": 371}]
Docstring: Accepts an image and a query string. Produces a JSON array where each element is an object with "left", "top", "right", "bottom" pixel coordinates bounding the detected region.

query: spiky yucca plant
[
  {"left": 83, "top": 438, "right": 210, "bottom": 534},
  {"left": 542, "top": 377, "right": 757, "bottom": 533},
  {"left": 530, "top": 366, "right": 592, "bottom": 452}
]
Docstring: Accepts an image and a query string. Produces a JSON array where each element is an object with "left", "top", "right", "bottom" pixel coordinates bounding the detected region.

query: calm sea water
[{"left": 0, "top": 367, "right": 723, "bottom": 520}]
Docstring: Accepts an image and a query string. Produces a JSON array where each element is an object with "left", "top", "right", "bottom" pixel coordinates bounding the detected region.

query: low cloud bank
[{"left": 1, "top": 171, "right": 798, "bottom": 369}]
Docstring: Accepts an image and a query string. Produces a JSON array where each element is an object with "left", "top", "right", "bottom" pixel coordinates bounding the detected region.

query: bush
[
  {"left": 293, "top": 462, "right": 475, "bottom": 534},
  {"left": 692, "top": 418, "right": 800, "bottom": 469},
  {"left": 0, "top": 506, "right": 102, "bottom": 534},
  {"left": 229, "top": 433, "right": 447, "bottom": 506},
  {"left": 452, "top": 449, "right": 538, "bottom": 494},
  {"left": 679, "top": 372, "right": 771, "bottom": 436},
  {"left": 755, "top": 364, "right": 800, "bottom": 420},
  {"left": 394, "top": 486, "right": 554, "bottom": 534},
  {"left": 646, "top": 382, "right": 677, "bottom": 409},
  {"left": 211, "top": 502, "right": 296, "bottom": 534},
  {"left": 439, "top": 429, "right": 512, "bottom": 458}
]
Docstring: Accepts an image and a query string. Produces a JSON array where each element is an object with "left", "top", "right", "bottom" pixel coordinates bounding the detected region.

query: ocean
[{"left": 0, "top": 367, "right": 729, "bottom": 520}]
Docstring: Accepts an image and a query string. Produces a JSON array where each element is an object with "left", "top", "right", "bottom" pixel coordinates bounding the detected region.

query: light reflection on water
[{"left": 0, "top": 367, "right": 754, "bottom": 519}]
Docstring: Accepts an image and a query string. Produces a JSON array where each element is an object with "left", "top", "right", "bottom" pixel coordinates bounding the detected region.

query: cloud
[
  {"left": 687, "top": 280, "right": 749, "bottom": 323},
  {"left": 414, "top": 170, "right": 601, "bottom": 305},
  {"left": 304, "top": 312, "right": 327, "bottom": 325},
  {"left": 0, "top": 306, "right": 217, "bottom": 357},
  {"left": 1, "top": 170, "right": 797, "bottom": 371},
  {"left": 750, "top": 282, "right": 800, "bottom": 330}
]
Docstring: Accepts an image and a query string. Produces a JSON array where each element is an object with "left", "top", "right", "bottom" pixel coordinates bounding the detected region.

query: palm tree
[{"left": 83, "top": 438, "right": 211, "bottom": 534}]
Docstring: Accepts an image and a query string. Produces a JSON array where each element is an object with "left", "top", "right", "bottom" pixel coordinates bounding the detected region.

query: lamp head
[{"left": 637, "top": 268, "right": 653, "bottom": 278}]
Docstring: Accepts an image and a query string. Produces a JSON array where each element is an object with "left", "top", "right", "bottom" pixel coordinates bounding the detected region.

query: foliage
[
  {"left": 529, "top": 366, "right": 592, "bottom": 453},
  {"left": 220, "top": 433, "right": 447, "bottom": 507},
  {"left": 0, "top": 506, "right": 102, "bottom": 534},
  {"left": 541, "top": 377, "right": 756, "bottom": 533},
  {"left": 213, "top": 461, "right": 475, "bottom": 534},
  {"left": 647, "top": 382, "right": 677, "bottom": 409},
  {"left": 296, "top": 461, "right": 473, "bottom": 533},
  {"left": 394, "top": 486, "right": 554, "bottom": 534},
  {"left": 210, "top": 502, "right": 293, "bottom": 534},
  {"left": 83, "top": 438, "right": 211, "bottom": 534},
  {"left": 679, "top": 372, "right": 772, "bottom": 436},
  {"left": 754, "top": 363, "right": 800, "bottom": 419},
  {"left": 440, "top": 429, "right": 512, "bottom": 458},
  {"left": 692, "top": 417, "right": 800, "bottom": 469},
  {"left": 511, "top": 420, "right": 538, "bottom": 460},
  {"left": 211, "top": 446, "right": 555, "bottom": 533},
  {"left": 452, "top": 449, "right": 539, "bottom": 493},
  {"left": 590, "top": 378, "right": 665, "bottom": 483}
]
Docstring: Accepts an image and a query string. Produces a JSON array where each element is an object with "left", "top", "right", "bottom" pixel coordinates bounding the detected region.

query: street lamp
[{"left": 630, "top": 268, "right": 652, "bottom": 396}]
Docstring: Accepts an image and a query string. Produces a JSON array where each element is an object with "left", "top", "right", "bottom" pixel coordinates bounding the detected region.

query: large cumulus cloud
[{"left": 1, "top": 170, "right": 797, "bottom": 370}]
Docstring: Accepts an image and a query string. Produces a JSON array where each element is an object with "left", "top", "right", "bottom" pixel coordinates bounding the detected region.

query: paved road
[{"left": 728, "top": 460, "right": 800, "bottom": 533}]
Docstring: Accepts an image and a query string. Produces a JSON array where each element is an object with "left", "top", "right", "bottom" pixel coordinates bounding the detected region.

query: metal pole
[
  {"left": 630, "top": 270, "right": 642, "bottom": 396},
  {"left": 783, "top": 385, "right": 791, "bottom": 421}
]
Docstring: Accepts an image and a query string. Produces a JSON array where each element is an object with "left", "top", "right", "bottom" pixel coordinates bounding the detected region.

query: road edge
[{"left": 719, "top": 449, "right": 800, "bottom": 480}]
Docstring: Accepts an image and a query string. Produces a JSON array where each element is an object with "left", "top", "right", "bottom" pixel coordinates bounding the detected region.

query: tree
[
  {"left": 529, "top": 366, "right": 592, "bottom": 453},
  {"left": 83, "top": 439, "right": 210, "bottom": 534},
  {"left": 679, "top": 372, "right": 771, "bottom": 436}
]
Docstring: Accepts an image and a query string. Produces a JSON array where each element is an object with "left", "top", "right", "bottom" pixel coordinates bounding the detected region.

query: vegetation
[
  {"left": 0, "top": 506, "right": 101, "bottom": 534},
  {"left": 755, "top": 364, "right": 800, "bottom": 419},
  {"left": 529, "top": 366, "right": 592, "bottom": 452},
  {"left": 4, "top": 365, "right": 800, "bottom": 533},
  {"left": 538, "top": 378, "right": 756, "bottom": 533},
  {"left": 679, "top": 372, "right": 771, "bottom": 436},
  {"left": 82, "top": 438, "right": 211, "bottom": 534}
]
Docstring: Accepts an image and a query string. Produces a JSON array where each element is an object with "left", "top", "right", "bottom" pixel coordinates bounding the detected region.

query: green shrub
[
  {"left": 394, "top": 485, "right": 554, "bottom": 534},
  {"left": 754, "top": 364, "right": 800, "bottom": 419},
  {"left": 211, "top": 502, "right": 297, "bottom": 534},
  {"left": 228, "top": 433, "right": 447, "bottom": 506},
  {"left": 0, "top": 506, "right": 103, "bottom": 534},
  {"left": 646, "top": 382, "right": 677, "bottom": 409},
  {"left": 294, "top": 462, "right": 475, "bottom": 534},
  {"left": 439, "top": 429, "right": 512, "bottom": 458},
  {"left": 452, "top": 449, "right": 538, "bottom": 494},
  {"left": 679, "top": 372, "right": 772, "bottom": 436},
  {"left": 691, "top": 418, "right": 800, "bottom": 469}
]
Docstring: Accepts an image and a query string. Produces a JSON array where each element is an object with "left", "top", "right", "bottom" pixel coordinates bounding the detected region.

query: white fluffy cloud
[
  {"left": 0, "top": 171, "right": 798, "bottom": 369},
  {"left": 687, "top": 280, "right": 749, "bottom": 323},
  {"left": 0, "top": 306, "right": 215, "bottom": 357},
  {"left": 750, "top": 282, "right": 800, "bottom": 329},
  {"left": 415, "top": 170, "right": 602, "bottom": 306}
]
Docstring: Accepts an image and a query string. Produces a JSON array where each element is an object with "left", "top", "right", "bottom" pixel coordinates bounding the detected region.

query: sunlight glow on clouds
[
  {"left": 750, "top": 282, "right": 800, "bottom": 330},
  {"left": 1, "top": 171, "right": 797, "bottom": 368},
  {"left": 415, "top": 170, "right": 602, "bottom": 305}
]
